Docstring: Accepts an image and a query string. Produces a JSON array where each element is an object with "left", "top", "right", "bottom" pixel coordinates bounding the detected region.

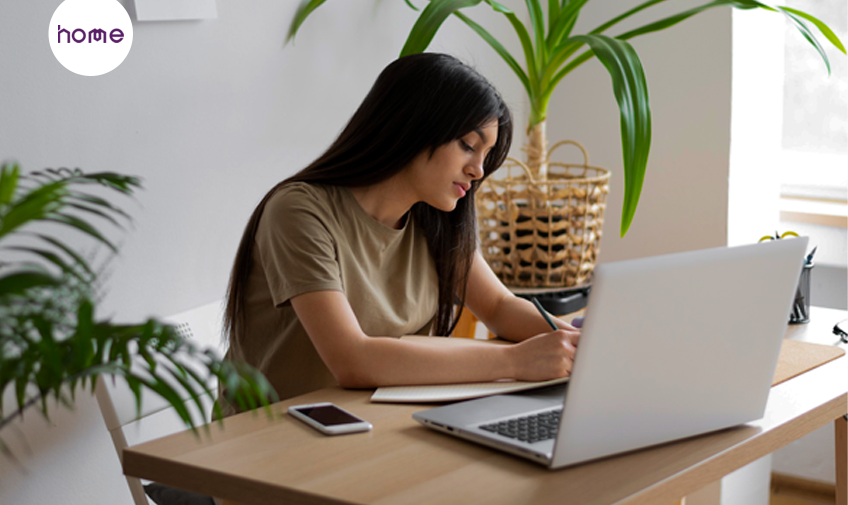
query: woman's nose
[{"left": 467, "top": 154, "right": 484, "bottom": 180}]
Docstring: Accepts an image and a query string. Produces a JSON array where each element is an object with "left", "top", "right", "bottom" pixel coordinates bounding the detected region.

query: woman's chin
[
  {"left": 425, "top": 196, "right": 459, "bottom": 212},
  {"left": 441, "top": 199, "right": 459, "bottom": 212}
]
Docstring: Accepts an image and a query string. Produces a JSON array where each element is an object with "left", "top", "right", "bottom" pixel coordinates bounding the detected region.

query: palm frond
[{"left": 0, "top": 164, "right": 278, "bottom": 457}]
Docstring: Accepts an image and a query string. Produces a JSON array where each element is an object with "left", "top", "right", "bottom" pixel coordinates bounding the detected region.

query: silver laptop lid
[{"left": 551, "top": 238, "right": 808, "bottom": 468}]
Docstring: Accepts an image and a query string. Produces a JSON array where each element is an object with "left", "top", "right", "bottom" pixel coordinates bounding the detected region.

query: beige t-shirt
[{"left": 220, "top": 182, "right": 438, "bottom": 417}]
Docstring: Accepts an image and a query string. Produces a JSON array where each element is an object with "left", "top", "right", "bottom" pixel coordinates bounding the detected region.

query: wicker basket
[{"left": 477, "top": 141, "right": 611, "bottom": 288}]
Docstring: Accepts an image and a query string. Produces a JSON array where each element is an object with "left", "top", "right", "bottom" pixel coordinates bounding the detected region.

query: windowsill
[
  {"left": 779, "top": 195, "right": 848, "bottom": 268},
  {"left": 779, "top": 196, "right": 848, "bottom": 229}
]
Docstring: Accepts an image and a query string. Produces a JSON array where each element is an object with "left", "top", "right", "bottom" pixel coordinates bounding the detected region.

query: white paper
[
  {"left": 134, "top": 0, "right": 217, "bottom": 21},
  {"left": 371, "top": 377, "right": 570, "bottom": 403},
  {"left": 370, "top": 336, "right": 569, "bottom": 402}
]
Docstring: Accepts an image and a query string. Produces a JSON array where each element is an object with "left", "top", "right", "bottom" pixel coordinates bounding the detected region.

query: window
[
  {"left": 729, "top": 3, "right": 847, "bottom": 272},
  {"left": 779, "top": 0, "right": 847, "bottom": 221}
]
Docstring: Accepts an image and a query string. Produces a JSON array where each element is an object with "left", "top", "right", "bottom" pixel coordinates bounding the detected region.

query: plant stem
[{"left": 526, "top": 121, "right": 548, "bottom": 180}]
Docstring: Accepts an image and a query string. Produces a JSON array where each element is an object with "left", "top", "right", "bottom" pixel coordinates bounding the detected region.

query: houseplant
[
  {"left": 286, "top": 0, "right": 845, "bottom": 287},
  {"left": 289, "top": 0, "right": 844, "bottom": 237},
  {"left": 0, "top": 163, "right": 277, "bottom": 460}
]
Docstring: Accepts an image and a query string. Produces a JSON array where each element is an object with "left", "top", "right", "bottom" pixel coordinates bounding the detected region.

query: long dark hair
[{"left": 225, "top": 52, "right": 512, "bottom": 343}]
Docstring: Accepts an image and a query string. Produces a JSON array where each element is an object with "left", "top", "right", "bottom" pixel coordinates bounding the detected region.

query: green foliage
[
  {"left": 0, "top": 163, "right": 278, "bottom": 458},
  {"left": 285, "top": 0, "right": 845, "bottom": 237}
]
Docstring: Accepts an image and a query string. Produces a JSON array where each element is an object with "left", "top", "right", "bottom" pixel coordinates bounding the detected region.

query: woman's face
[{"left": 403, "top": 120, "right": 499, "bottom": 212}]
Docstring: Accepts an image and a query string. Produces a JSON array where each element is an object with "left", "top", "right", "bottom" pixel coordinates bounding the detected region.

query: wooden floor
[
  {"left": 771, "top": 492, "right": 835, "bottom": 505},
  {"left": 771, "top": 473, "right": 836, "bottom": 505}
]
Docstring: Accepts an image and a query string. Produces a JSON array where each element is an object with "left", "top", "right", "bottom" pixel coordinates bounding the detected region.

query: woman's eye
[{"left": 460, "top": 140, "right": 475, "bottom": 152}]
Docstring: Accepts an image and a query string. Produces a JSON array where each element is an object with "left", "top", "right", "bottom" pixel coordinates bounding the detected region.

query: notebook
[
  {"left": 371, "top": 377, "right": 569, "bottom": 403},
  {"left": 371, "top": 336, "right": 570, "bottom": 403}
]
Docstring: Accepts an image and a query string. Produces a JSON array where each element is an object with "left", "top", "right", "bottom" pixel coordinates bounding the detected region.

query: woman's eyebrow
[{"left": 473, "top": 127, "right": 488, "bottom": 145}]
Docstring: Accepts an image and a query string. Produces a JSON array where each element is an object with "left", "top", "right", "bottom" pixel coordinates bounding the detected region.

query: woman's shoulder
[
  {"left": 258, "top": 182, "right": 341, "bottom": 242},
  {"left": 266, "top": 181, "right": 337, "bottom": 215}
]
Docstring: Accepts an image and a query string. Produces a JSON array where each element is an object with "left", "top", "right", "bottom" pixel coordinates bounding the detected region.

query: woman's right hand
[{"left": 507, "top": 329, "right": 579, "bottom": 382}]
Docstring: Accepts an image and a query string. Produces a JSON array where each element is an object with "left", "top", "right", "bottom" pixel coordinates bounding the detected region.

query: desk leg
[{"left": 837, "top": 415, "right": 847, "bottom": 505}]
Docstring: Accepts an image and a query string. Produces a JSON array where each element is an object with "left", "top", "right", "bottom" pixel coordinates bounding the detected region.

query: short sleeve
[{"left": 255, "top": 185, "right": 343, "bottom": 307}]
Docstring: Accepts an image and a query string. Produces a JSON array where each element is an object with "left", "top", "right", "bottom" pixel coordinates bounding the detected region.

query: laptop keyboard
[{"left": 479, "top": 409, "right": 562, "bottom": 444}]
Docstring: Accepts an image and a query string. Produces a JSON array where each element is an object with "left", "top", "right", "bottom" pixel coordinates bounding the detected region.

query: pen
[
  {"left": 805, "top": 246, "right": 817, "bottom": 266},
  {"left": 531, "top": 297, "right": 559, "bottom": 331},
  {"left": 798, "top": 295, "right": 807, "bottom": 321}
]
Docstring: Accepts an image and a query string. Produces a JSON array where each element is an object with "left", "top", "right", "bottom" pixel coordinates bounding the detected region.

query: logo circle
[{"left": 49, "top": 0, "right": 133, "bottom": 76}]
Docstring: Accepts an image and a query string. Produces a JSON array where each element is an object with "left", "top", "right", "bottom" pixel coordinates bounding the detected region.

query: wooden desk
[{"left": 124, "top": 307, "right": 848, "bottom": 505}]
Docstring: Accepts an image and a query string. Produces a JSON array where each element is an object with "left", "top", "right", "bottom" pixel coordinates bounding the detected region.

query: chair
[{"left": 96, "top": 299, "right": 227, "bottom": 505}]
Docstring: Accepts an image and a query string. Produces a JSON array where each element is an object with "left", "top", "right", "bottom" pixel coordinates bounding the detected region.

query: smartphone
[{"left": 288, "top": 402, "right": 373, "bottom": 435}]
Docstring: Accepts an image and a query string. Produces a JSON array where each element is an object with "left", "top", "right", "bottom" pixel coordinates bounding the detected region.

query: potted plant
[
  {"left": 285, "top": 0, "right": 844, "bottom": 288},
  {"left": 0, "top": 162, "right": 277, "bottom": 460}
]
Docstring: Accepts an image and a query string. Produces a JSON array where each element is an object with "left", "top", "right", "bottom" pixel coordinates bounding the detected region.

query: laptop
[{"left": 413, "top": 238, "right": 809, "bottom": 469}]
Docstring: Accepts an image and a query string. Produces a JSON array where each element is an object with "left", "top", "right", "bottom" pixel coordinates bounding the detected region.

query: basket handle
[
  {"left": 504, "top": 156, "right": 538, "bottom": 184},
  {"left": 547, "top": 140, "right": 589, "bottom": 166}
]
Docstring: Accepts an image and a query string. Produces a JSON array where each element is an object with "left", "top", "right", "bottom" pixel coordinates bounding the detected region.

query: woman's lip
[{"left": 454, "top": 183, "right": 467, "bottom": 197}]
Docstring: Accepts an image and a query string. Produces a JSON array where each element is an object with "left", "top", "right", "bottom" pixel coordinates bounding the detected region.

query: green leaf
[
  {"left": 404, "top": 0, "right": 420, "bottom": 11},
  {"left": 566, "top": 34, "right": 651, "bottom": 237},
  {"left": 543, "top": 39, "right": 582, "bottom": 85},
  {"left": 546, "top": 0, "right": 589, "bottom": 49},
  {"left": 615, "top": 1, "right": 729, "bottom": 40},
  {"left": 28, "top": 168, "right": 76, "bottom": 182},
  {"left": 45, "top": 213, "right": 117, "bottom": 252},
  {"left": 614, "top": 1, "right": 838, "bottom": 76},
  {"left": 483, "top": 0, "right": 540, "bottom": 99},
  {"left": 225, "top": 377, "right": 250, "bottom": 413},
  {"left": 75, "top": 299, "right": 95, "bottom": 343},
  {"left": 15, "top": 374, "right": 29, "bottom": 419},
  {"left": 65, "top": 202, "right": 124, "bottom": 229},
  {"left": 0, "top": 163, "right": 20, "bottom": 206},
  {"left": 0, "top": 182, "right": 68, "bottom": 239},
  {"left": 2, "top": 246, "right": 88, "bottom": 282},
  {"left": 138, "top": 372, "right": 197, "bottom": 432},
  {"left": 401, "top": 0, "right": 484, "bottom": 57},
  {"left": 31, "top": 233, "right": 96, "bottom": 278},
  {"left": 286, "top": 0, "right": 328, "bottom": 44},
  {"left": 548, "top": 0, "right": 560, "bottom": 37},
  {"left": 0, "top": 270, "right": 61, "bottom": 297},
  {"left": 167, "top": 352, "right": 214, "bottom": 396},
  {"left": 80, "top": 172, "right": 141, "bottom": 194},
  {"left": 524, "top": 0, "right": 546, "bottom": 66},
  {"left": 781, "top": 6, "right": 845, "bottom": 54},
  {"left": 126, "top": 375, "right": 143, "bottom": 418},
  {"left": 70, "top": 322, "right": 95, "bottom": 372},
  {"left": 67, "top": 192, "right": 131, "bottom": 221},
  {"left": 159, "top": 357, "right": 210, "bottom": 435},
  {"left": 453, "top": 11, "right": 532, "bottom": 97},
  {"left": 588, "top": 0, "right": 668, "bottom": 36},
  {"left": 773, "top": 5, "right": 831, "bottom": 75}
]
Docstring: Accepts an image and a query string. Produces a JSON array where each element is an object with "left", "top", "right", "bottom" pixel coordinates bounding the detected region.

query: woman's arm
[
  {"left": 463, "top": 250, "right": 580, "bottom": 343},
  {"left": 290, "top": 289, "right": 576, "bottom": 388}
]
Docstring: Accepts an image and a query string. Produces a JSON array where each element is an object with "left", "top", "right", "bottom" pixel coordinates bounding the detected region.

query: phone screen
[{"left": 294, "top": 405, "right": 362, "bottom": 426}]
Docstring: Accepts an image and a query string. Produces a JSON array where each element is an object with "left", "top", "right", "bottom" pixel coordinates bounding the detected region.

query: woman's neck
[{"left": 348, "top": 175, "right": 415, "bottom": 230}]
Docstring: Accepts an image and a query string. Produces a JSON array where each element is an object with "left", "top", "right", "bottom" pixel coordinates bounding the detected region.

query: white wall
[
  {"left": 1, "top": 1, "right": 736, "bottom": 504},
  {"left": 549, "top": 1, "right": 731, "bottom": 262}
]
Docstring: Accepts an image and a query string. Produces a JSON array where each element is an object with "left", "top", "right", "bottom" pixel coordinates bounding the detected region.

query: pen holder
[{"left": 789, "top": 262, "right": 813, "bottom": 325}]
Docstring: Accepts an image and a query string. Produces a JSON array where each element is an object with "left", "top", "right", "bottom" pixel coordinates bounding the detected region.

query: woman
[{"left": 219, "top": 53, "right": 580, "bottom": 418}]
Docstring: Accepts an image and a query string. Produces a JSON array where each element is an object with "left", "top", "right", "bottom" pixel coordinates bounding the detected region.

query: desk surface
[{"left": 123, "top": 307, "right": 848, "bottom": 505}]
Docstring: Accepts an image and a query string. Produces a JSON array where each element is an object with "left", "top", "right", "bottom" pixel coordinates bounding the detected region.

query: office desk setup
[{"left": 123, "top": 306, "right": 848, "bottom": 505}]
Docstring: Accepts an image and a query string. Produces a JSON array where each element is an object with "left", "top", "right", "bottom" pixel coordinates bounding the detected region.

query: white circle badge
[{"left": 49, "top": 0, "right": 133, "bottom": 76}]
